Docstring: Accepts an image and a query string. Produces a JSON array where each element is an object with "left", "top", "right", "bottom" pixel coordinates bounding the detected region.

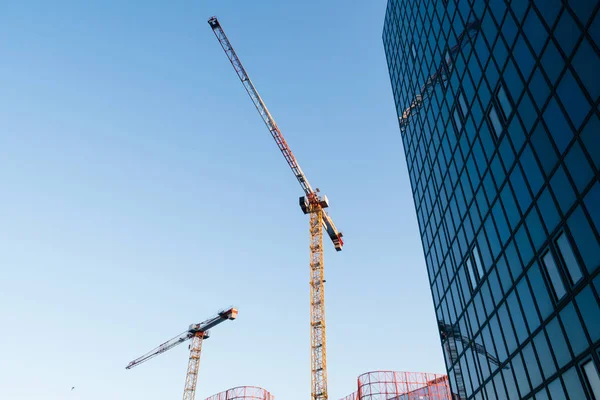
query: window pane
[
  {"left": 547, "top": 377, "right": 566, "bottom": 400},
  {"left": 507, "top": 291, "right": 528, "bottom": 344},
  {"left": 511, "top": 165, "right": 532, "bottom": 214},
  {"left": 497, "top": 84, "right": 512, "bottom": 118},
  {"left": 504, "top": 367, "right": 520, "bottom": 399},
  {"left": 546, "top": 317, "right": 571, "bottom": 368},
  {"left": 562, "top": 366, "right": 586, "bottom": 400},
  {"left": 473, "top": 246, "right": 485, "bottom": 281},
  {"left": 489, "top": 106, "right": 503, "bottom": 137},
  {"left": 517, "top": 278, "right": 541, "bottom": 332},
  {"left": 520, "top": 144, "right": 544, "bottom": 197},
  {"left": 499, "top": 303, "right": 517, "bottom": 354},
  {"left": 559, "top": 302, "right": 588, "bottom": 356},
  {"left": 543, "top": 251, "right": 567, "bottom": 299},
  {"left": 557, "top": 70, "right": 591, "bottom": 129},
  {"left": 522, "top": 342, "right": 543, "bottom": 389},
  {"left": 583, "top": 360, "right": 600, "bottom": 400},
  {"left": 550, "top": 166, "right": 576, "bottom": 215},
  {"left": 576, "top": 287, "right": 600, "bottom": 342},
  {"left": 459, "top": 91, "right": 468, "bottom": 117},
  {"left": 556, "top": 233, "right": 583, "bottom": 285},
  {"left": 573, "top": 39, "right": 600, "bottom": 99},
  {"left": 531, "top": 124, "right": 559, "bottom": 175},
  {"left": 568, "top": 207, "right": 600, "bottom": 274},
  {"left": 512, "top": 353, "right": 531, "bottom": 396},
  {"left": 584, "top": 182, "right": 600, "bottom": 234},
  {"left": 533, "top": 330, "right": 556, "bottom": 379},
  {"left": 526, "top": 208, "right": 546, "bottom": 252},
  {"left": 535, "top": 388, "right": 549, "bottom": 400},
  {"left": 544, "top": 98, "right": 574, "bottom": 154},
  {"left": 466, "top": 259, "right": 477, "bottom": 289},
  {"left": 453, "top": 108, "right": 463, "bottom": 132},
  {"left": 528, "top": 263, "right": 553, "bottom": 320},
  {"left": 537, "top": 188, "right": 560, "bottom": 234}
]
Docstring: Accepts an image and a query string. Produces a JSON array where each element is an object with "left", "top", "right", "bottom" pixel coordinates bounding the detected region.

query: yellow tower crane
[
  {"left": 126, "top": 307, "right": 238, "bottom": 400},
  {"left": 208, "top": 17, "right": 344, "bottom": 400}
]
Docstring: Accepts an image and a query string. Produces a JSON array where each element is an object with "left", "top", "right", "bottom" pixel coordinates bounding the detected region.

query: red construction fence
[
  {"left": 204, "top": 386, "right": 274, "bottom": 400},
  {"left": 340, "top": 370, "right": 451, "bottom": 400}
]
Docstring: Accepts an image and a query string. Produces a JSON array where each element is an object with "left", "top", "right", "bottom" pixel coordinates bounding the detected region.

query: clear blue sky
[{"left": 0, "top": 1, "right": 445, "bottom": 399}]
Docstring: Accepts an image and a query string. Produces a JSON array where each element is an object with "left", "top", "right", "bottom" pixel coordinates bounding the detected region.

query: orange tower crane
[
  {"left": 126, "top": 307, "right": 238, "bottom": 400},
  {"left": 208, "top": 17, "right": 343, "bottom": 400}
]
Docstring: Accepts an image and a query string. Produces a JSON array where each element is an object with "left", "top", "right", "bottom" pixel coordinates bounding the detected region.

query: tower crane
[
  {"left": 208, "top": 17, "right": 343, "bottom": 400},
  {"left": 126, "top": 307, "right": 238, "bottom": 400}
]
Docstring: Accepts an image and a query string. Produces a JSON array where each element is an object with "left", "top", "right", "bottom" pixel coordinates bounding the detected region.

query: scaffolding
[
  {"left": 340, "top": 371, "right": 451, "bottom": 400},
  {"left": 204, "top": 386, "right": 274, "bottom": 400}
]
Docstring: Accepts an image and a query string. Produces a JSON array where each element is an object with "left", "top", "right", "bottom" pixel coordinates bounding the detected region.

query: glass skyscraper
[{"left": 383, "top": 1, "right": 600, "bottom": 399}]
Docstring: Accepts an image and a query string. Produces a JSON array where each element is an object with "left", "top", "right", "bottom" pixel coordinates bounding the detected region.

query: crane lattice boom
[
  {"left": 208, "top": 16, "right": 343, "bottom": 252},
  {"left": 126, "top": 330, "right": 193, "bottom": 370}
]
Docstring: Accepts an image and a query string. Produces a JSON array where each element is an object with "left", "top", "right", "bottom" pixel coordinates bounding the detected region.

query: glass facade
[{"left": 383, "top": 1, "right": 600, "bottom": 399}]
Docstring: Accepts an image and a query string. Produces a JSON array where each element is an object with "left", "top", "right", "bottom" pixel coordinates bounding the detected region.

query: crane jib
[{"left": 209, "top": 16, "right": 344, "bottom": 252}]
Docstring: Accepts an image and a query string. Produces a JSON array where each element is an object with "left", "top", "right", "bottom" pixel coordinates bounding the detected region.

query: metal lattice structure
[
  {"left": 340, "top": 371, "right": 451, "bottom": 400},
  {"left": 183, "top": 332, "right": 205, "bottom": 400},
  {"left": 204, "top": 386, "right": 275, "bottom": 400},
  {"left": 209, "top": 16, "right": 344, "bottom": 400},
  {"left": 125, "top": 307, "right": 238, "bottom": 400},
  {"left": 309, "top": 209, "right": 327, "bottom": 399}
]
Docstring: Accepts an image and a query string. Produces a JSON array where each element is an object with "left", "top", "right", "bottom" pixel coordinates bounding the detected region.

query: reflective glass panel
[
  {"left": 583, "top": 360, "right": 600, "bottom": 400},
  {"left": 533, "top": 330, "right": 556, "bottom": 379},
  {"left": 562, "top": 366, "right": 586, "bottom": 399},
  {"left": 559, "top": 302, "right": 588, "bottom": 356},
  {"left": 546, "top": 318, "right": 571, "bottom": 368},
  {"left": 568, "top": 207, "right": 600, "bottom": 274},
  {"left": 576, "top": 287, "right": 600, "bottom": 342},
  {"left": 555, "top": 232, "right": 582, "bottom": 285},
  {"left": 542, "top": 251, "right": 566, "bottom": 300},
  {"left": 489, "top": 105, "right": 503, "bottom": 137}
]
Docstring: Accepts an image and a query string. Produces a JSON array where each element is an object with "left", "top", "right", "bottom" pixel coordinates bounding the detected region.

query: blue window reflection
[
  {"left": 583, "top": 182, "right": 600, "bottom": 235},
  {"left": 564, "top": 141, "right": 594, "bottom": 194},
  {"left": 546, "top": 317, "right": 571, "bottom": 368},
  {"left": 575, "top": 287, "right": 600, "bottom": 342},
  {"left": 542, "top": 251, "right": 566, "bottom": 300},
  {"left": 550, "top": 166, "right": 576, "bottom": 215},
  {"left": 489, "top": 105, "right": 503, "bottom": 138},
  {"left": 556, "top": 70, "right": 590, "bottom": 129},
  {"left": 533, "top": 330, "right": 556, "bottom": 379},
  {"left": 562, "top": 366, "right": 586, "bottom": 399},
  {"left": 559, "top": 302, "right": 587, "bottom": 356},
  {"left": 555, "top": 233, "right": 582, "bottom": 285},
  {"left": 568, "top": 207, "right": 600, "bottom": 274}
]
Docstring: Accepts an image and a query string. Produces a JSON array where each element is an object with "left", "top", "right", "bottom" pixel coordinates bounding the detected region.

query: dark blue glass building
[{"left": 383, "top": 1, "right": 600, "bottom": 399}]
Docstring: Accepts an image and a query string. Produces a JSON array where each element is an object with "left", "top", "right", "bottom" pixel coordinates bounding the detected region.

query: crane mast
[
  {"left": 126, "top": 307, "right": 238, "bottom": 400},
  {"left": 208, "top": 17, "right": 342, "bottom": 400}
]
